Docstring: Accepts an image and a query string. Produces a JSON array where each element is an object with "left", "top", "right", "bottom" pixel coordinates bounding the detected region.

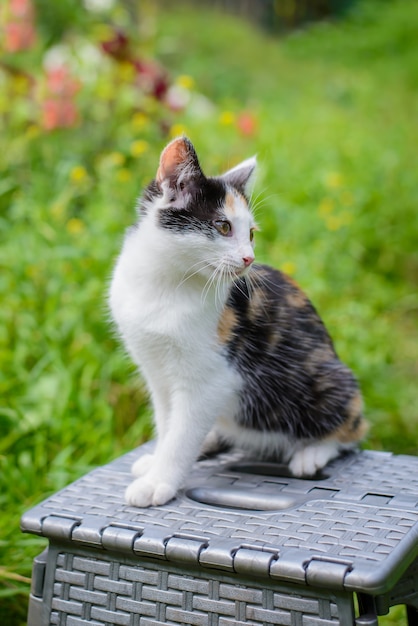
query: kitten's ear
[
  {"left": 222, "top": 156, "right": 257, "bottom": 194},
  {"left": 156, "top": 136, "right": 203, "bottom": 188}
]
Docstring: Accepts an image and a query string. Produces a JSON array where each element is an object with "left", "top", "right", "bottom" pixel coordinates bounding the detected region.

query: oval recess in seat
[
  {"left": 186, "top": 486, "right": 297, "bottom": 511},
  {"left": 227, "top": 462, "right": 329, "bottom": 481}
]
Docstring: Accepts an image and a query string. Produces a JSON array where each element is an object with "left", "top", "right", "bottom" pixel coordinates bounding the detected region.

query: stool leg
[
  {"left": 355, "top": 615, "right": 379, "bottom": 625},
  {"left": 356, "top": 594, "right": 379, "bottom": 626},
  {"left": 407, "top": 605, "right": 418, "bottom": 626}
]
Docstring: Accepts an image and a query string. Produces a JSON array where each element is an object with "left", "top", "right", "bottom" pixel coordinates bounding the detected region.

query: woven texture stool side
[{"left": 35, "top": 544, "right": 355, "bottom": 626}]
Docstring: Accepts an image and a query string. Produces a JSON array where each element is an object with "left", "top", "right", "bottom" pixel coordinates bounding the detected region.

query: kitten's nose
[{"left": 242, "top": 255, "right": 255, "bottom": 267}]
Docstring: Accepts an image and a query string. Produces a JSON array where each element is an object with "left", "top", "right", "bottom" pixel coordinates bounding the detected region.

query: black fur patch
[
  {"left": 140, "top": 180, "right": 161, "bottom": 214},
  {"left": 158, "top": 177, "right": 229, "bottom": 236},
  {"left": 139, "top": 175, "right": 250, "bottom": 237},
  {"left": 223, "top": 265, "right": 361, "bottom": 439}
]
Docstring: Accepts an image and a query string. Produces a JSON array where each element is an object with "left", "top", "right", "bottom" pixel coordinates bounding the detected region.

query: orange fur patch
[
  {"left": 224, "top": 189, "right": 250, "bottom": 221},
  {"left": 224, "top": 191, "right": 237, "bottom": 218},
  {"left": 285, "top": 290, "right": 308, "bottom": 308},
  {"left": 329, "top": 392, "right": 368, "bottom": 443},
  {"left": 217, "top": 306, "right": 238, "bottom": 344},
  {"left": 268, "top": 328, "right": 282, "bottom": 347},
  {"left": 305, "top": 346, "right": 335, "bottom": 375},
  {"left": 248, "top": 288, "right": 266, "bottom": 322}
]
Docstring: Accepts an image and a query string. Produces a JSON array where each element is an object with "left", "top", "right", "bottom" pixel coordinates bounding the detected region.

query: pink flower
[
  {"left": 237, "top": 112, "right": 258, "bottom": 137},
  {"left": 10, "top": 0, "right": 33, "bottom": 17},
  {"left": 4, "top": 21, "right": 36, "bottom": 52},
  {"left": 46, "top": 66, "right": 80, "bottom": 97},
  {"left": 40, "top": 65, "right": 81, "bottom": 130},
  {"left": 3, "top": 0, "right": 36, "bottom": 52},
  {"left": 41, "top": 99, "right": 79, "bottom": 130}
]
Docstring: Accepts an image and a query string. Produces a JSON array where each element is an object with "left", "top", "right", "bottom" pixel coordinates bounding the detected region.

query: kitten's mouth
[
  {"left": 220, "top": 266, "right": 246, "bottom": 279},
  {"left": 234, "top": 265, "right": 252, "bottom": 278}
]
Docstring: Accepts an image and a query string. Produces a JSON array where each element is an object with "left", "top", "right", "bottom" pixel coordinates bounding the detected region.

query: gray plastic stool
[{"left": 21, "top": 444, "right": 418, "bottom": 625}]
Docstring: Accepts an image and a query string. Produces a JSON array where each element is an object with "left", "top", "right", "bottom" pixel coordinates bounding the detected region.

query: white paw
[
  {"left": 125, "top": 477, "right": 177, "bottom": 508},
  {"left": 289, "top": 441, "right": 339, "bottom": 477},
  {"left": 200, "top": 429, "right": 222, "bottom": 456},
  {"left": 131, "top": 454, "right": 154, "bottom": 477}
]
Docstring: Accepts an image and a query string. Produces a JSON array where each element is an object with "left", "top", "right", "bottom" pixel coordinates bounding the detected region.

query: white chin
[{"left": 236, "top": 266, "right": 251, "bottom": 277}]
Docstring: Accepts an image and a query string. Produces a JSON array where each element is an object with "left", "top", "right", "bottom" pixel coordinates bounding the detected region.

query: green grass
[{"left": 1, "top": 1, "right": 417, "bottom": 623}]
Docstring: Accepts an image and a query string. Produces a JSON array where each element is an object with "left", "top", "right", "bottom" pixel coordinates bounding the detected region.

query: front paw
[
  {"left": 289, "top": 448, "right": 322, "bottom": 477},
  {"left": 125, "top": 477, "right": 177, "bottom": 508},
  {"left": 289, "top": 441, "right": 339, "bottom": 477},
  {"left": 131, "top": 453, "right": 154, "bottom": 477}
]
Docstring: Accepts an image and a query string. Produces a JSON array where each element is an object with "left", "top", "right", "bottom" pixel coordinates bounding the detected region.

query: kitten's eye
[
  {"left": 214, "top": 220, "right": 232, "bottom": 236},
  {"left": 250, "top": 228, "right": 255, "bottom": 242}
]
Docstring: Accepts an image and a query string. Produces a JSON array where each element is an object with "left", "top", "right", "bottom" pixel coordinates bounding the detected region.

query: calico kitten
[{"left": 109, "top": 136, "right": 367, "bottom": 508}]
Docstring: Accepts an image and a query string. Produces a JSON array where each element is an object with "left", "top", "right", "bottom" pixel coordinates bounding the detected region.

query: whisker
[
  {"left": 249, "top": 184, "right": 268, "bottom": 207},
  {"left": 201, "top": 263, "right": 221, "bottom": 306},
  {"left": 214, "top": 266, "right": 225, "bottom": 314},
  {"left": 177, "top": 258, "right": 214, "bottom": 290},
  {"left": 230, "top": 272, "right": 250, "bottom": 301},
  {"left": 251, "top": 267, "right": 277, "bottom": 291},
  {"left": 244, "top": 271, "right": 270, "bottom": 318},
  {"left": 250, "top": 189, "right": 278, "bottom": 218}
]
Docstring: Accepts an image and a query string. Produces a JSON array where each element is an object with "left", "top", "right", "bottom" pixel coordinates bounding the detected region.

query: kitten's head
[{"left": 139, "top": 137, "right": 257, "bottom": 281}]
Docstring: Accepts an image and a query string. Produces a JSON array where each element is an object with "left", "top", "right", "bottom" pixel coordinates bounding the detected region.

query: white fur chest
[
  {"left": 111, "top": 273, "right": 214, "bottom": 357},
  {"left": 109, "top": 226, "right": 230, "bottom": 377}
]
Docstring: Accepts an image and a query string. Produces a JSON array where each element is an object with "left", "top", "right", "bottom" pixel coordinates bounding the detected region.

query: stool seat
[{"left": 21, "top": 445, "right": 418, "bottom": 625}]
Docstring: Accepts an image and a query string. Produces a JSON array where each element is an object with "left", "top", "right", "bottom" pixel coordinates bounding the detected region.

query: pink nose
[{"left": 242, "top": 255, "right": 255, "bottom": 267}]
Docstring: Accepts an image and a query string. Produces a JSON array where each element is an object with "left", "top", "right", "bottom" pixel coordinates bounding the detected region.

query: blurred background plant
[{"left": 1, "top": 0, "right": 417, "bottom": 624}]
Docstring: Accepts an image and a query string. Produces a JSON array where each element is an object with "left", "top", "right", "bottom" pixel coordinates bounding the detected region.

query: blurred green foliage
[
  {"left": 0, "top": 1, "right": 417, "bottom": 624},
  {"left": 33, "top": 0, "right": 88, "bottom": 43}
]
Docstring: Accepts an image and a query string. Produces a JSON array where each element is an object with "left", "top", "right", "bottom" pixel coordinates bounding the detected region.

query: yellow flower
[
  {"left": 169, "top": 124, "right": 188, "bottom": 139},
  {"left": 318, "top": 197, "right": 334, "bottom": 217},
  {"left": 25, "top": 124, "right": 40, "bottom": 140},
  {"left": 67, "top": 218, "right": 85, "bottom": 234},
  {"left": 175, "top": 74, "right": 195, "bottom": 90},
  {"left": 91, "top": 23, "right": 115, "bottom": 42},
  {"left": 325, "top": 215, "right": 344, "bottom": 231},
  {"left": 219, "top": 111, "right": 236, "bottom": 126},
  {"left": 325, "top": 171, "right": 344, "bottom": 189},
  {"left": 12, "top": 75, "right": 30, "bottom": 95},
  {"left": 95, "top": 81, "right": 115, "bottom": 101},
  {"left": 116, "top": 168, "right": 132, "bottom": 183},
  {"left": 130, "top": 140, "right": 149, "bottom": 158},
  {"left": 281, "top": 261, "right": 296, "bottom": 275},
  {"left": 108, "top": 152, "right": 125, "bottom": 167},
  {"left": 118, "top": 62, "right": 136, "bottom": 82},
  {"left": 70, "top": 166, "right": 88, "bottom": 184},
  {"left": 131, "top": 112, "right": 149, "bottom": 130}
]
